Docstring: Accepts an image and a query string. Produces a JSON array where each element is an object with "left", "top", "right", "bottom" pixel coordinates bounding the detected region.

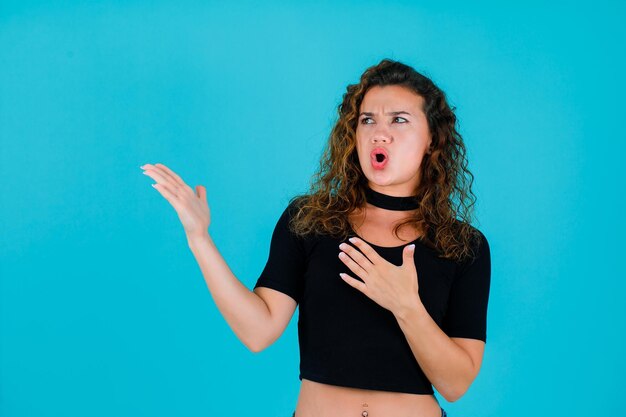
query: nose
[
  {"left": 371, "top": 134, "right": 391, "bottom": 144},
  {"left": 370, "top": 125, "right": 392, "bottom": 144}
]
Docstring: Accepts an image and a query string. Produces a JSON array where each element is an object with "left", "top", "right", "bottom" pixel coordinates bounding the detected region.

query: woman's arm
[
  {"left": 187, "top": 234, "right": 278, "bottom": 352},
  {"left": 394, "top": 302, "right": 484, "bottom": 402},
  {"left": 141, "top": 163, "right": 281, "bottom": 352}
]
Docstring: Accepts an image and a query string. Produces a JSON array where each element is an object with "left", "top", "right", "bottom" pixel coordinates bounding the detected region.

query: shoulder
[
  {"left": 454, "top": 222, "right": 490, "bottom": 267},
  {"left": 277, "top": 196, "right": 314, "bottom": 244},
  {"left": 470, "top": 225, "right": 488, "bottom": 250},
  {"left": 454, "top": 219, "right": 488, "bottom": 247},
  {"left": 284, "top": 195, "right": 308, "bottom": 217}
]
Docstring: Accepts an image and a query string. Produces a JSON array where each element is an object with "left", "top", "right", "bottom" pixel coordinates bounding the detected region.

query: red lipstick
[{"left": 370, "top": 147, "right": 389, "bottom": 170}]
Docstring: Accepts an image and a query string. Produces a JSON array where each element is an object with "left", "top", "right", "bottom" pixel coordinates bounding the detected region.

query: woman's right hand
[{"left": 141, "top": 163, "right": 211, "bottom": 240}]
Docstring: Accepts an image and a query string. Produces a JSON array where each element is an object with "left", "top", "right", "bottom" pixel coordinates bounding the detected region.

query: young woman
[{"left": 141, "top": 59, "right": 491, "bottom": 417}]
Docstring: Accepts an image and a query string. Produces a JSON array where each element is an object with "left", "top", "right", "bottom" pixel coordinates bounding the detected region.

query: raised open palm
[{"left": 141, "top": 163, "right": 211, "bottom": 239}]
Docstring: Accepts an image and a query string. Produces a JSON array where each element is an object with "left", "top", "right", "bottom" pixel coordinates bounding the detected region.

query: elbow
[
  {"left": 443, "top": 379, "right": 474, "bottom": 403},
  {"left": 442, "top": 389, "right": 463, "bottom": 403},
  {"left": 442, "top": 360, "right": 481, "bottom": 402},
  {"left": 439, "top": 374, "right": 475, "bottom": 403},
  {"left": 247, "top": 343, "right": 261, "bottom": 353},
  {"left": 441, "top": 388, "right": 463, "bottom": 403},
  {"left": 247, "top": 340, "right": 266, "bottom": 353},
  {"left": 247, "top": 336, "right": 272, "bottom": 353}
]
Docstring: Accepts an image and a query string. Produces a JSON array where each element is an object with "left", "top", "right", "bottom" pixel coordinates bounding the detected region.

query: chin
[{"left": 365, "top": 174, "right": 395, "bottom": 186}]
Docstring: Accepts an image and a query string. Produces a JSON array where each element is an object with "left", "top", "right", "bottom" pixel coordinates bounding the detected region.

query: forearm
[
  {"left": 394, "top": 300, "right": 475, "bottom": 402},
  {"left": 187, "top": 234, "right": 271, "bottom": 352}
]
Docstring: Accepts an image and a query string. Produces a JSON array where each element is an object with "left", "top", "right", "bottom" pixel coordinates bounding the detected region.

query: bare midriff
[{"left": 294, "top": 379, "right": 442, "bottom": 417}]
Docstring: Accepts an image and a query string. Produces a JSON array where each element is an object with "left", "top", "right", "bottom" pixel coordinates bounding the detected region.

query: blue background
[{"left": 1, "top": 1, "right": 624, "bottom": 416}]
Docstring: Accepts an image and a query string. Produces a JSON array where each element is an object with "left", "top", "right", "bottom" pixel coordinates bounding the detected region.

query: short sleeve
[
  {"left": 441, "top": 230, "right": 491, "bottom": 342},
  {"left": 253, "top": 202, "right": 306, "bottom": 304}
]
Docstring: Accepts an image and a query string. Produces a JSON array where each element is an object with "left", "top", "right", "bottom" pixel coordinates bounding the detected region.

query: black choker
[{"left": 364, "top": 186, "right": 419, "bottom": 211}]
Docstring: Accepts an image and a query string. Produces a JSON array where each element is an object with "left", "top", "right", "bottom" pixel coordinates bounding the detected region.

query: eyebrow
[{"left": 359, "top": 111, "right": 412, "bottom": 117}]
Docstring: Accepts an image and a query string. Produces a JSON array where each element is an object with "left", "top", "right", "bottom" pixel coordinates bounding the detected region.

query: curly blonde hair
[{"left": 288, "top": 58, "right": 483, "bottom": 263}]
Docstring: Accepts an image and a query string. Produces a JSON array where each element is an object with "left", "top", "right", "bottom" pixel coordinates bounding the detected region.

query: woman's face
[{"left": 355, "top": 84, "right": 432, "bottom": 197}]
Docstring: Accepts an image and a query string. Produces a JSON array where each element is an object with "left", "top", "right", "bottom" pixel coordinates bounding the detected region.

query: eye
[{"left": 359, "top": 116, "right": 408, "bottom": 124}]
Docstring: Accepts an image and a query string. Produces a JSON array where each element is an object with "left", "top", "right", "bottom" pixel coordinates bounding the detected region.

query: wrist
[
  {"left": 394, "top": 296, "right": 427, "bottom": 323},
  {"left": 186, "top": 232, "right": 212, "bottom": 249}
]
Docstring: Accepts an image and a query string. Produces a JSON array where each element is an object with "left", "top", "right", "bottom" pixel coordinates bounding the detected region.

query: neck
[{"left": 364, "top": 185, "right": 419, "bottom": 211}]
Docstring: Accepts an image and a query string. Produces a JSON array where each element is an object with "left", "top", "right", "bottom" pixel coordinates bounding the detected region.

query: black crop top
[{"left": 254, "top": 200, "right": 491, "bottom": 395}]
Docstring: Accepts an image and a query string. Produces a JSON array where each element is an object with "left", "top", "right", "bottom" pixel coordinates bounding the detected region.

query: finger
[
  {"left": 195, "top": 185, "right": 207, "bottom": 201},
  {"left": 339, "top": 273, "right": 367, "bottom": 293},
  {"left": 338, "top": 251, "right": 369, "bottom": 279},
  {"left": 154, "top": 163, "right": 186, "bottom": 187},
  {"left": 151, "top": 183, "right": 182, "bottom": 209},
  {"left": 347, "top": 237, "right": 384, "bottom": 265},
  {"left": 339, "top": 243, "right": 373, "bottom": 272},
  {"left": 143, "top": 169, "right": 180, "bottom": 198},
  {"left": 402, "top": 244, "right": 416, "bottom": 266},
  {"left": 144, "top": 164, "right": 186, "bottom": 191}
]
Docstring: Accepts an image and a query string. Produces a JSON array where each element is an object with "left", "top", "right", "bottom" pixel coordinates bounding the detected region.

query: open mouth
[{"left": 370, "top": 148, "right": 389, "bottom": 169}]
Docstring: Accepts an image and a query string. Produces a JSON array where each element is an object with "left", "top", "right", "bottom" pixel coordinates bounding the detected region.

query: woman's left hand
[{"left": 338, "top": 237, "right": 421, "bottom": 317}]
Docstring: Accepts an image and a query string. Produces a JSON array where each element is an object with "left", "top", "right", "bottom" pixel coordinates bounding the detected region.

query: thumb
[
  {"left": 402, "top": 244, "right": 416, "bottom": 264},
  {"left": 195, "top": 185, "right": 207, "bottom": 201}
]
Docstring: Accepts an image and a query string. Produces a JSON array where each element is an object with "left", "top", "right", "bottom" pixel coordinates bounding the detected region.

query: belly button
[{"left": 361, "top": 412, "right": 368, "bottom": 417}]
